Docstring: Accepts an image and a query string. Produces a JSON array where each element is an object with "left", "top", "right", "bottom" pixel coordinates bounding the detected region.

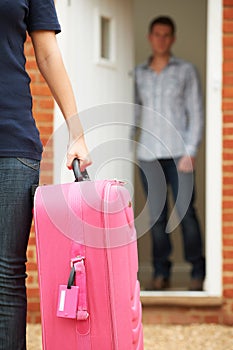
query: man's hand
[{"left": 178, "top": 155, "right": 195, "bottom": 173}]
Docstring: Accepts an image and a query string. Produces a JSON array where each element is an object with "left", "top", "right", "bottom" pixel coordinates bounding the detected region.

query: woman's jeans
[
  {"left": 139, "top": 158, "right": 205, "bottom": 280},
  {"left": 0, "top": 157, "right": 40, "bottom": 350}
]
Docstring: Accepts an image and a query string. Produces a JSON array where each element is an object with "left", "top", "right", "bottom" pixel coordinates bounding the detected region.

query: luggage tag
[{"left": 56, "top": 266, "right": 79, "bottom": 319}]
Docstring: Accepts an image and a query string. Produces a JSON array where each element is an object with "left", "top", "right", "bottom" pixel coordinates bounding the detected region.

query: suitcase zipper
[
  {"left": 104, "top": 246, "right": 116, "bottom": 349},
  {"left": 103, "top": 182, "right": 119, "bottom": 350}
]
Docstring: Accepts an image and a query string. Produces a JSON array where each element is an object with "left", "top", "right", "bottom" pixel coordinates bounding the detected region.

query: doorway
[{"left": 133, "top": 0, "right": 208, "bottom": 291}]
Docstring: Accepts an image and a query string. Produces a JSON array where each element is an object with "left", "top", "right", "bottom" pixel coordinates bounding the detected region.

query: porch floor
[{"left": 27, "top": 323, "right": 233, "bottom": 350}]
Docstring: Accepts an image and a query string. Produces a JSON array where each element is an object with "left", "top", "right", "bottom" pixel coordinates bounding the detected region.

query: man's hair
[{"left": 149, "top": 16, "right": 176, "bottom": 35}]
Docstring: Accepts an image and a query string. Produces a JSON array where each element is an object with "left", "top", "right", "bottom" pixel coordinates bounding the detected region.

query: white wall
[{"left": 52, "top": 0, "right": 134, "bottom": 186}]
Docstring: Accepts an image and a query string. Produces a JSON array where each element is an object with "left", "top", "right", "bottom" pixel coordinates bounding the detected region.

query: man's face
[{"left": 148, "top": 24, "right": 175, "bottom": 56}]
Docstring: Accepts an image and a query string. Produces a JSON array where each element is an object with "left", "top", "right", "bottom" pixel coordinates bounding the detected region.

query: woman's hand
[
  {"left": 65, "top": 114, "right": 92, "bottom": 171},
  {"left": 66, "top": 138, "right": 92, "bottom": 172}
]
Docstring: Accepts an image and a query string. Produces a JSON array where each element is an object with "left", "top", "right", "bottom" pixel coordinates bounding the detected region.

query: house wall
[
  {"left": 222, "top": 0, "right": 233, "bottom": 322},
  {"left": 53, "top": 0, "right": 134, "bottom": 185},
  {"left": 25, "top": 0, "right": 233, "bottom": 324}
]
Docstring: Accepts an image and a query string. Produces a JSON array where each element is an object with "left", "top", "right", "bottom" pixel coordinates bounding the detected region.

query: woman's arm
[{"left": 30, "top": 30, "right": 91, "bottom": 171}]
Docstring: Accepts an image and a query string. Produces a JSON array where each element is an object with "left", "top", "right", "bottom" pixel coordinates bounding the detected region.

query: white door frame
[
  {"left": 141, "top": 0, "right": 223, "bottom": 298},
  {"left": 205, "top": 0, "right": 223, "bottom": 296}
]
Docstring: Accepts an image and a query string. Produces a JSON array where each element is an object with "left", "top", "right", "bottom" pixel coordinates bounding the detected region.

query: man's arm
[
  {"left": 131, "top": 68, "right": 142, "bottom": 140},
  {"left": 178, "top": 64, "right": 203, "bottom": 172}
]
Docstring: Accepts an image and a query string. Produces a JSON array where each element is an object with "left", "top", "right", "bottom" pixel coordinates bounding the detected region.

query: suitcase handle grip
[{"left": 72, "top": 158, "right": 90, "bottom": 182}]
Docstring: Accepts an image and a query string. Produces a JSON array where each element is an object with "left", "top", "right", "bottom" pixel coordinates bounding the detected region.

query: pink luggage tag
[{"left": 57, "top": 266, "right": 79, "bottom": 319}]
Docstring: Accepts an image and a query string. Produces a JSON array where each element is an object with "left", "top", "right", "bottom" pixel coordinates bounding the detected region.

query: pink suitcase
[{"left": 34, "top": 161, "right": 144, "bottom": 350}]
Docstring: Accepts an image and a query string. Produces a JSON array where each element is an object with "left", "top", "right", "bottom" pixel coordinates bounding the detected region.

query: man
[{"left": 134, "top": 16, "right": 205, "bottom": 291}]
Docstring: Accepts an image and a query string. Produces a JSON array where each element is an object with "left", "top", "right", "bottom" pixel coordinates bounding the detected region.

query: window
[
  {"left": 94, "top": 9, "right": 116, "bottom": 68},
  {"left": 101, "top": 16, "right": 111, "bottom": 60}
]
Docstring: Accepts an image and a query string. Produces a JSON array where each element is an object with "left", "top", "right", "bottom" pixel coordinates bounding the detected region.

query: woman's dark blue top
[{"left": 0, "top": 0, "right": 61, "bottom": 160}]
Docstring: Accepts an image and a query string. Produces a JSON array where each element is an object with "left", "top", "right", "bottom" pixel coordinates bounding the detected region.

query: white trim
[
  {"left": 141, "top": 291, "right": 210, "bottom": 298},
  {"left": 204, "top": 0, "right": 223, "bottom": 296}
]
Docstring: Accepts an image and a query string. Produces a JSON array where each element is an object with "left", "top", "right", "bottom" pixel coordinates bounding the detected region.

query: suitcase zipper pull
[{"left": 112, "top": 178, "right": 126, "bottom": 185}]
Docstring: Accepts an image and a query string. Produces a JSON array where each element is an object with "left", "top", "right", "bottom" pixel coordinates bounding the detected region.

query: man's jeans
[
  {"left": 139, "top": 158, "right": 205, "bottom": 280},
  {"left": 0, "top": 158, "right": 40, "bottom": 350}
]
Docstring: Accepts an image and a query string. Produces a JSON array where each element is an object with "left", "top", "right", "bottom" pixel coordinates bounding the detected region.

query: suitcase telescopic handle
[{"left": 72, "top": 158, "right": 90, "bottom": 182}]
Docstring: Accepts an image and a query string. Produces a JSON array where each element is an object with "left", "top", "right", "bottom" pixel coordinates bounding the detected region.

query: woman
[{"left": 0, "top": 1, "right": 91, "bottom": 349}]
